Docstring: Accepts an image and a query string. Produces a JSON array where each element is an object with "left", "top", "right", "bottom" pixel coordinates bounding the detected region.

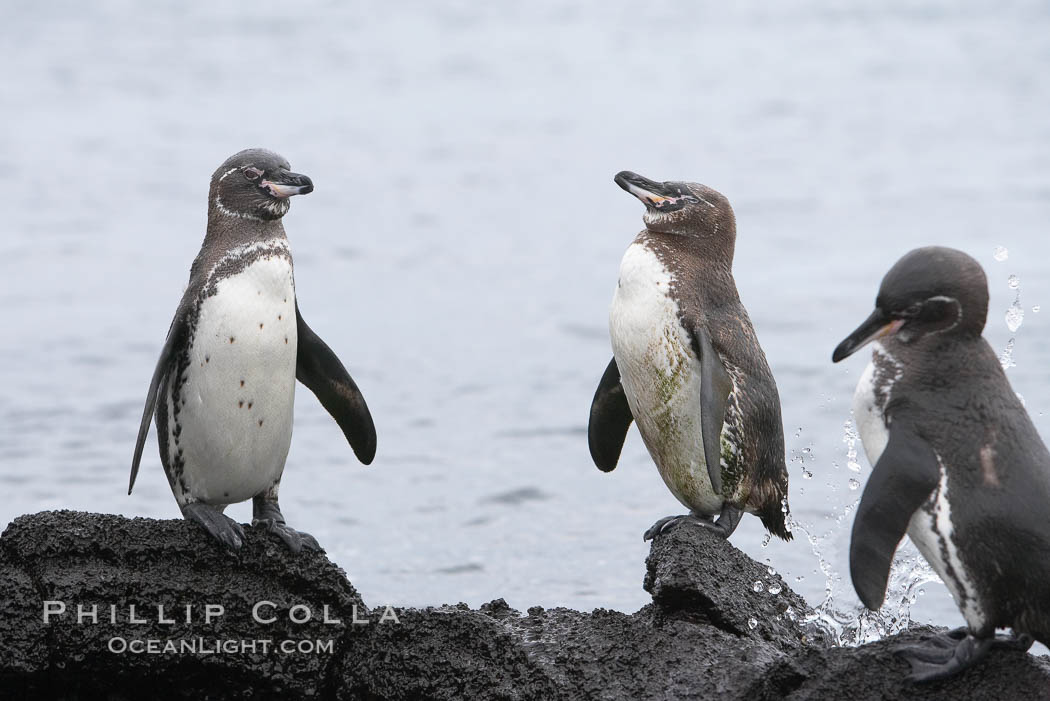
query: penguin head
[
  {"left": 832, "top": 246, "right": 989, "bottom": 362},
  {"left": 614, "top": 171, "right": 736, "bottom": 255},
  {"left": 209, "top": 148, "right": 314, "bottom": 221}
]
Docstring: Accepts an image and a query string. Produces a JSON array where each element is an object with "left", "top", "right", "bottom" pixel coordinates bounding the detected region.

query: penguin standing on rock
[
  {"left": 588, "top": 171, "right": 791, "bottom": 542},
  {"left": 130, "top": 148, "right": 377, "bottom": 552},
  {"left": 833, "top": 246, "right": 1050, "bottom": 682}
]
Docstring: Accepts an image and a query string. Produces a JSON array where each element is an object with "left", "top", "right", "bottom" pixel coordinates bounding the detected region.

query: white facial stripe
[
  {"left": 926, "top": 295, "right": 963, "bottom": 333},
  {"left": 218, "top": 166, "right": 244, "bottom": 182},
  {"left": 214, "top": 194, "right": 264, "bottom": 221}
]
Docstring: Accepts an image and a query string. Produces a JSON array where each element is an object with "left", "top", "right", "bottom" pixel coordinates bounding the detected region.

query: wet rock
[
  {"left": 1, "top": 510, "right": 364, "bottom": 699},
  {"left": 1, "top": 510, "right": 1048, "bottom": 700},
  {"left": 787, "top": 626, "right": 1050, "bottom": 700},
  {"left": 644, "top": 521, "right": 820, "bottom": 648}
]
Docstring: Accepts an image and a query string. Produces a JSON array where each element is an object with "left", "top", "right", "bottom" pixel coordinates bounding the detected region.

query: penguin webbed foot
[
  {"left": 894, "top": 627, "right": 993, "bottom": 683},
  {"left": 643, "top": 504, "right": 742, "bottom": 542},
  {"left": 252, "top": 500, "right": 323, "bottom": 553},
  {"left": 182, "top": 503, "right": 246, "bottom": 550}
]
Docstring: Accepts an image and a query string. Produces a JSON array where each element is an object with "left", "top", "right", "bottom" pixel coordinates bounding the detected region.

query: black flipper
[
  {"left": 295, "top": 303, "right": 377, "bottom": 465},
  {"left": 692, "top": 326, "right": 733, "bottom": 495},
  {"left": 129, "top": 300, "right": 193, "bottom": 495},
  {"left": 850, "top": 426, "right": 940, "bottom": 610},
  {"left": 588, "top": 357, "right": 634, "bottom": 472}
]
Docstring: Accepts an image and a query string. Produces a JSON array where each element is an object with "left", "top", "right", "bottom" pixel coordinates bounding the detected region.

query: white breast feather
[
  {"left": 172, "top": 252, "right": 298, "bottom": 505},
  {"left": 852, "top": 342, "right": 900, "bottom": 465},
  {"left": 608, "top": 243, "right": 722, "bottom": 514}
]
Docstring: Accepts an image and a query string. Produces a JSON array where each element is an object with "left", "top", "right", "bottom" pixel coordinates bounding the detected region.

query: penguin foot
[
  {"left": 182, "top": 503, "right": 245, "bottom": 550},
  {"left": 696, "top": 503, "right": 743, "bottom": 539},
  {"left": 252, "top": 501, "right": 322, "bottom": 553},
  {"left": 894, "top": 628, "right": 993, "bottom": 682},
  {"left": 643, "top": 513, "right": 712, "bottom": 541},
  {"left": 990, "top": 630, "right": 1034, "bottom": 652}
]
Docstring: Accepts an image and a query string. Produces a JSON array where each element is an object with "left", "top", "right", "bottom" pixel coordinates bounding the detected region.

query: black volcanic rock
[{"left": 1, "top": 510, "right": 1048, "bottom": 700}]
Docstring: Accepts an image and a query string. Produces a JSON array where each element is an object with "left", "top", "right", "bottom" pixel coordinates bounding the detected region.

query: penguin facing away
[
  {"left": 588, "top": 171, "right": 791, "bottom": 542},
  {"left": 833, "top": 246, "right": 1050, "bottom": 682},
  {"left": 130, "top": 148, "right": 377, "bottom": 551}
]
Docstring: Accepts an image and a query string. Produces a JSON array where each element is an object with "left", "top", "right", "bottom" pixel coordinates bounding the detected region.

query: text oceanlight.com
[{"left": 108, "top": 637, "right": 337, "bottom": 654}]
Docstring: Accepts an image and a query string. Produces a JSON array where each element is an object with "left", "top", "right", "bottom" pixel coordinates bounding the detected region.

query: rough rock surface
[{"left": 1, "top": 510, "right": 1048, "bottom": 700}]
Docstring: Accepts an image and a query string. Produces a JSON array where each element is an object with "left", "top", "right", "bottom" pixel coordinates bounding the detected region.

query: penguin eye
[
  {"left": 901, "top": 303, "right": 923, "bottom": 318},
  {"left": 242, "top": 167, "right": 263, "bottom": 181}
]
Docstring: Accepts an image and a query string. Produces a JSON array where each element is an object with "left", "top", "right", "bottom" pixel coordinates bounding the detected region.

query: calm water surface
[{"left": 3, "top": 1, "right": 1050, "bottom": 634}]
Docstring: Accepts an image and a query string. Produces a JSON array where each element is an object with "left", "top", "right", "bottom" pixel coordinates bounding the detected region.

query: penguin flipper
[
  {"left": 295, "top": 303, "right": 377, "bottom": 465},
  {"left": 588, "top": 357, "right": 634, "bottom": 472},
  {"left": 850, "top": 426, "right": 939, "bottom": 610},
  {"left": 693, "top": 326, "right": 733, "bottom": 495},
  {"left": 130, "top": 301, "right": 192, "bottom": 495}
]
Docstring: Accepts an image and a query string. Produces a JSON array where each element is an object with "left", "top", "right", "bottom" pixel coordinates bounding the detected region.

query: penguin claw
[
  {"left": 182, "top": 503, "right": 245, "bottom": 550},
  {"left": 643, "top": 513, "right": 711, "bottom": 541},
  {"left": 255, "top": 520, "right": 323, "bottom": 553},
  {"left": 251, "top": 501, "right": 323, "bottom": 553},
  {"left": 894, "top": 629, "right": 993, "bottom": 682}
]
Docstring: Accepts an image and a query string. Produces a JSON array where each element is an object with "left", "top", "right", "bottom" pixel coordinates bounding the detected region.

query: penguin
[
  {"left": 588, "top": 171, "right": 791, "bottom": 542},
  {"left": 832, "top": 246, "right": 1050, "bottom": 682},
  {"left": 129, "top": 148, "right": 377, "bottom": 552}
]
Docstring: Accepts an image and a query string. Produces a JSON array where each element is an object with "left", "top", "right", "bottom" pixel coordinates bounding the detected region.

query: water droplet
[
  {"left": 994, "top": 246, "right": 1009, "bottom": 262},
  {"left": 1033, "top": 305, "right": 1041, "bottom": 313},
  {"left": 795, "top": 575, "right": 805, "bottom": 582},
  {"left": 748, "top": 617, "right": 758, "bottom": 630},
  {"left": 843, "top": 418, "right": 861, "bottom": 472},
  {"left": 767, "top": 565, "right": 776, "bottom": 576},
  {"left": 768, "top": 582, "right": 782, "bottom": 595},
  {"left": 848, "top": 478, "right": 860, "bottom": 490},
  {"left": 999, "top": 338, "right": 1016, "bottom": 370},
  {"left": 753, "top": 580, "right": 764, "bottom": 592},
  {"left": 1006, "top": 298, "right": 1024, "bottom": 332},
  {"left": 1008, "top": 274, "right": 1021, "bottom": 290}
]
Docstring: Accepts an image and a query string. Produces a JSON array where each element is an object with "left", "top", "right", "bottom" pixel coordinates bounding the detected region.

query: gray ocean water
[{"left": 3, "top": 1, "right": 1050, "bottom": 635}]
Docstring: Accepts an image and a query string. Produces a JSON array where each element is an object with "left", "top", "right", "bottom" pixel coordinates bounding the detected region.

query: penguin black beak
[
  {"left": 261, "top": 170, "right": 314, "bottom": 199},
  {"left": 614, "top": 171, "right": 694, "bottom": 211},
  {"left": 832, "top": 309, "right": 905, "bottom": 362}
]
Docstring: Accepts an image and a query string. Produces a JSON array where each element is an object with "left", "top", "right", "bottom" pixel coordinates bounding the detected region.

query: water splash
[
  {"left": 753, "top": 580, "right": 764, "bottom": 593},
  {"left": 794, "top": 513, "right": 939, "bottom": 646},
  {"left": 993, "top": 246, "right": 1009, "bottom": 262},
  {"left": 788, "top": 417, "right": 941, "bottom": 647}
]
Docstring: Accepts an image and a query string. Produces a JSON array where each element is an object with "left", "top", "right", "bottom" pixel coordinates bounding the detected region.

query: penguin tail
[{"left": 758, "top": 502, "right": 793, "bottom": 542}]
